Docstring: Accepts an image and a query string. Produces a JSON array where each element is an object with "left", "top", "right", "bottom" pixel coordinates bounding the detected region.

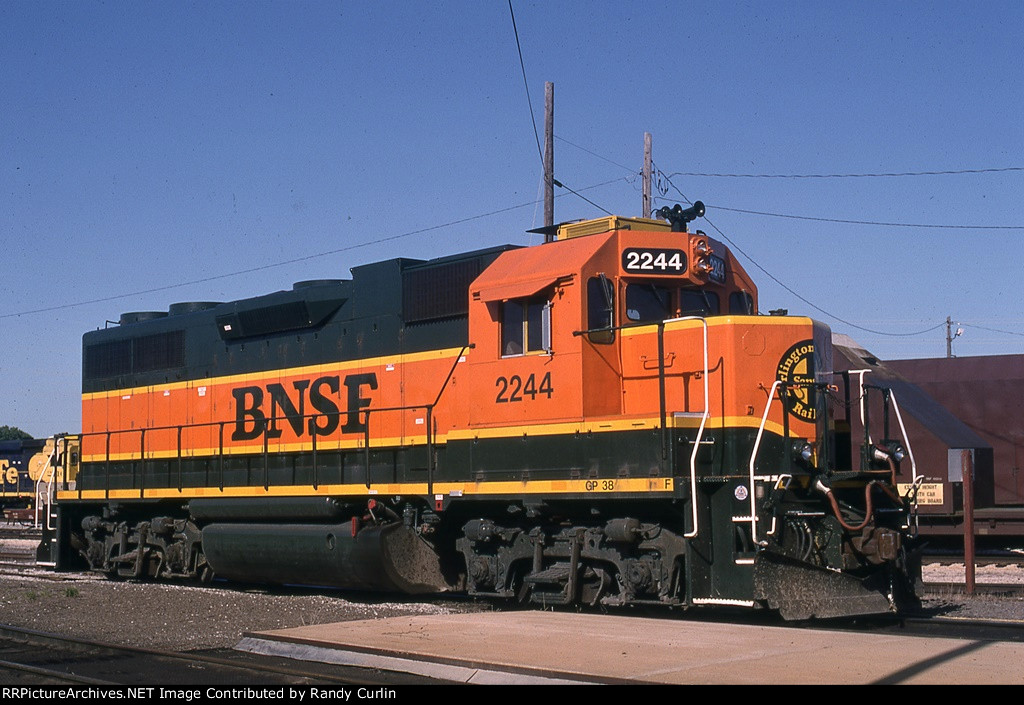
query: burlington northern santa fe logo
[
  {"left": 776, "top": 341, "right": 817, "bottom": 422},
  {"left": 230, "top": 373, "right": 378, "bottom": 441}
]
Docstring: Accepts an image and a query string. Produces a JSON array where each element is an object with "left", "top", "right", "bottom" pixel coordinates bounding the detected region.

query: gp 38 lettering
[{"left": 495, "top": 372, "right": 553, "bottom": 403}]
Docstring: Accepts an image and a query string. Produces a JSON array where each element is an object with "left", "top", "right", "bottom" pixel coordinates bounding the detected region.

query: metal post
[
  {"left": 657, "top": 322, "right": 667, "bottom": 461},
  {"left": 262, "top": 429, "right": 269, "bottom": 490},
  {"left": 426, "top": 406, "right": 434, "bottom": 498},
  {"left": 962, "top": 449, "right": 976, "bottom": 595},
  {"left": 105, "top": 433, "right": 111, "bottom": 500},
  {"left": 882, "top": 389, "right": 891, "bottom": 441},
  {"left": 177, "top": 426, "right": 183, "bottom": 492},
  {"left": 311, "top": 427, "right": 318, "bottom": 491},
  {"left": 364, "top": 410, "right": 372, "bottom": 489},
  {"left": 139, "top": 429, "right": 146, "bottom": 497},
  {"left": 218, "top": 422, "right": 225, "bottom": 491}
]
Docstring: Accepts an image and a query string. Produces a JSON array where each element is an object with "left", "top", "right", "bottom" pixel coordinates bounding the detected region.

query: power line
[
  {"left": 508, "top": 1, "right": 543, "bottom": 168},
  {"left": 656, "top": 174, "right": 946, "bottom": 338},
  {"left": 553, "top": 178, "right": 613, "bottom": 215},
  {"left": 667, "top": 167, "right": 1024, "bottom": 179},
  {"left": 1, "top": 178, "right": 628, "bottom": 321},
  {"left": 703, "top": 203, "right": 1024, "bottom": 230},
  {"left": 556, "top": 135, "right": 1024, "bottom": 229},
  {"left": 555, "top": 135, "right": 638, "bottom": 174},
  {"left": 522, "top": 136, "right": 1023, "bottom": 333},
  {"left": 545, "top": 136, "right": 1024, "bottom": 335},
  {"left": 560, "top": 137, "right": 1024, "bottom": 231},
  {"left": 961, "top": 322, "right": 1024, "bottom": 338}
]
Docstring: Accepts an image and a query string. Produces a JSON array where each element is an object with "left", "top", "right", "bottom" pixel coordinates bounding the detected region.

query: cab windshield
[{"left": 625, "top": 283, "right": 721, "bottom": 322}]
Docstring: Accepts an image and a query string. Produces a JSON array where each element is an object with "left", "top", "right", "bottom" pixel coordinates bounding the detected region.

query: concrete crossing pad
[{"left": 239, "top": 611, "right": 1024, "bottom": 685}]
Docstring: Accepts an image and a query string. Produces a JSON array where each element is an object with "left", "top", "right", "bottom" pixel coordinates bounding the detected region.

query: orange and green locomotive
[{"left": 46, "top": 207, "right": 919, "bottom": 619}]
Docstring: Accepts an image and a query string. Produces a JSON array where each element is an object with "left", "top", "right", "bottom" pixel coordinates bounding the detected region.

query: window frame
[{"left": 501, "top": 294, "right": 552, "bottom": 357}]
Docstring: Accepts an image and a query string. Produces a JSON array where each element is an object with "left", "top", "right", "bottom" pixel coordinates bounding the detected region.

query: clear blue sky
[{"left": 2, "top": 1, "right": 1023, "bottom": 436}]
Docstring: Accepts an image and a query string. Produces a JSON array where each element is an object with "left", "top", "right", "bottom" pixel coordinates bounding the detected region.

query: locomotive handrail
[
  {"left": 658, "top": 316, "right": 710, "bottom": 540},
  {"left": 357, "top": 402, "right": 437, "bottom": 492},
  {"left": 748, "top": 380, "right": 783, "bottom": 545},
  {"left": 32, "top": 445, "right": 57, "bottom": 531},
  {"left": 747, "top": 380, "right": 824, "bottom": 546},
  {"left": 849, "top": 369, "right": 874, "bottom": 445},
  {"left": 176, "top": 426, "right": 183, "bottom": 492},
  {"left": 840, "top": 370, "right": 921, "bottom": 508},
  {"left": 218, "top": 421, "right": 226, "bottom": 491},
  {"left": 139, "top": 428, "right": 146, "bottom": 496},
  {"left": 577, "top": 315, "right": 710, "bottom": 538},
  {"left": 82, "top": 401, "right": 439, "bottom": 499},
  {"left": 855, "top": 374, "right": 918, "bottom": 486},
  {"left": 889, "top": 392, "right": 919, "bottom": 485}
]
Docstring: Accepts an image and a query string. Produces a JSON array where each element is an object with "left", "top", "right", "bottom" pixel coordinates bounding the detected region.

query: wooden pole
[
  {"left": 643, "top": 132, "right": 652, "bottom": 218},
  {"left": 544, "top": 81, "right": 554, "bottom": 236}
]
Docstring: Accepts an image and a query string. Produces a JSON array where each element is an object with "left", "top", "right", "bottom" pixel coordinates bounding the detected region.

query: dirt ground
[{"left": 0, "top": 566, "right": 484, "bottom": 651}]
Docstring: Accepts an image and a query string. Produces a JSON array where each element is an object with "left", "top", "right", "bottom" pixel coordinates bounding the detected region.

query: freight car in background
[
  {"left": 39, "top": 206, "right": 920, "bottom": 620},
  {"left": 830, "top": 336, "right": 995, "bottom": 541},
  {"left": 888, "top": 354, "right": 1024, "bottom": 540}
]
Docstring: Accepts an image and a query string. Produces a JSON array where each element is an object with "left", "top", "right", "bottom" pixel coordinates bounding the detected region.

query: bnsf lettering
[
  {"left": 341, "top": 373, "right": 378, "bottom": 433},
  {"left": 230, "top": 373, "right": 377, "bottom": 442}
]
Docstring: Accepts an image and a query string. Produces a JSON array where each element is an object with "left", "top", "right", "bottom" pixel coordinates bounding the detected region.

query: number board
[
  {"left": 708, "top": 254, "right": 726, "bottom": 283},
  {"left": 622, "top": 248, "right": 687, "bottom": 275}
]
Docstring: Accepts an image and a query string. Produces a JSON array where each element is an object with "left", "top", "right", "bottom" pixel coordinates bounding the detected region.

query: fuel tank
[{"left": 201, "top": 521, "right": 454, "bottom": 594}]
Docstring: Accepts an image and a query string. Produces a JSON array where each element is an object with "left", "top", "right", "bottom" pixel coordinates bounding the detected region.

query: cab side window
[
  {"left": 502, "top": 296, "right": 551, "bottom": 356},
  {"left": 587, "top": 276, "right": 615, "bottom": 343}
]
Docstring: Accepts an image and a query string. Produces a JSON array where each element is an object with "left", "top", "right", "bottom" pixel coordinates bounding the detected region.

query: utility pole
[
  {"left": 543, "top": 81, "right": 554, "bottom": 237},
  {"left": 946, "top": 316, "right": 962, "bottom": 358},
  {"left": 642, "top": 132, "right": 652, "bottom": 218}
]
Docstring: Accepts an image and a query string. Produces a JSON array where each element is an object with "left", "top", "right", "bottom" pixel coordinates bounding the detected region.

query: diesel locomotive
[
  {"left": 0, "top": 438, "right": 47, "bottom": 515},
  {"left": 42, "top": 205, "right": 919, "bottom": 619},
  {"left": 1, "top": 436, "right": 79, "bottom": 527}
]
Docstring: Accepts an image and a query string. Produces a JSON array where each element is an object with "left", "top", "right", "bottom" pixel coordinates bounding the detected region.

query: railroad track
[
  {"left": 0, "top": 527, "right": 41, "bottom": 541},
  {"left": 0, "top": 550, "right": 35, "bottom": 565},
  {"left": 0, "top": 624, "right": 454, "bottom": 685},
  {"left": 846, "top": 613, "right": 1024, "bottom": 644},
  {"left": 900, "top": 615, "right": 1024, "bottom": 642},
  {"left": 921, "top": 581, "right": 1024, "bottom": 597},
  {"left": 923, "top": 554, "right": 1024, "bottom": 567}
]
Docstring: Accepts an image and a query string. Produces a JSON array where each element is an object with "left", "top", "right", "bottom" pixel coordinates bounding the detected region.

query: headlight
[{"left": 793, "top": 441, "right": 814, "bottom": 463}]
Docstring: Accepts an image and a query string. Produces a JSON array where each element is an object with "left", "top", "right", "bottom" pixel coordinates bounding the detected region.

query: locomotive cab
[{"left": 454, "top": 212, "right": 916, "bottom": 618}]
